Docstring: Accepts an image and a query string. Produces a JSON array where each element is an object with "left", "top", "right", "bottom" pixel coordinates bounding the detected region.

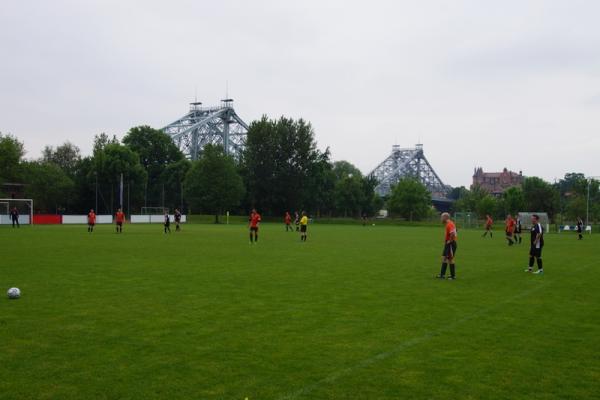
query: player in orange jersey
[
  {"left": 249, "top": 209, "right": 261, "bottom": 243},
  {"left": 115, "top": 208, "right": 125, "bottom": 233},
  {"left": 87, "top": 209, "right": 96, "bottom": 233},
  {"left": 437, "top": 212, "right": 458, "bottom": 280}
]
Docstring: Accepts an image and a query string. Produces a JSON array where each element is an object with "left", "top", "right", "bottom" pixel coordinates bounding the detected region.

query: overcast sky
[{"left": 1, "top": 0, "right": 599, "bottom": 187}]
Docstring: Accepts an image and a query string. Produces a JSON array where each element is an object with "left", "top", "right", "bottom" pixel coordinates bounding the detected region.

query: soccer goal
[
  {"left": 0, "top": 198, "right": 34, "bottom": 225},
  {"left": 141, "top": 207, "right": 168, "bottom": 215},
  {"left": 517, "top": 212, "right": 550, "bottom": 233},
  {"left": 454, "top": 212, "right": 478, "bottom": 229}
]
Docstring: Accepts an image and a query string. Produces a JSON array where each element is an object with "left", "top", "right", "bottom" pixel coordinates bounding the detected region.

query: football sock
[
  {"left": 440, "top": 263, "right": 448, "bottom": 276},
  {"left": 449, "top": 264, "right": 456, "bottom": 277},
  {"left": 537, "top": 258, "right": 543, "bottom": 270},
  {"left": 529, "top": 257, "right": 534, "bottom": 268}
]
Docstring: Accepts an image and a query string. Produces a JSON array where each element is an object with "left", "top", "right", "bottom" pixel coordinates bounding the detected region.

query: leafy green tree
[
  {"left": 522, "top": 177, "right": 559, "bottom": 217},
  {"left": 122, "top": 126, "right": 184, "bottom": 205},
  {"left": 476, "top": 195, "right": 497, "bottom": 218},
  {"left": 161, "top": 159, "right": 192, "bottom": 210},
  {"left": 502, "top": 186, "right": 525, "bottom": 215},
  {"left": 557, "top": 173, "right": 587, "bottom": 196},
  {"left": 360, "top": 175, "right": 382, "bottom": 216},
  {"left": 91, "top": 143, "right": 147, "bottom": 213},
  {"left": 92, "top": 133, "right": 119, "bottom": 154},
  {"left": 184, "top": 144, "right": 245, "bottom": 222},
  {"left": 332, "top": 160, "right": 362, "bottom": 181},
  {"left": 388, "top": 178, "right": 431, "bottom": 221},
  {"left": 304, "top": 153, "right": 336, "bottom": 217},
  {"left": 334, "top": 175, "right": 365, "bottom": 217},
  {"left": 243, "top": 116, "right": 327, "bottom": 215},
  {"left": 452, "top": 184, "right": 489, "bottom": 214},
  {"left": 41, "top": 142, "right": 81, "bottom": 177},
  {"left": 22, "top": 161, "right": 74, "bottom": 213},
  {"left": 565, "top": 195, "right": 587, "bottom": 221},
  {"left": 0, "top": 133, "right": 25, "bottom": 184}
]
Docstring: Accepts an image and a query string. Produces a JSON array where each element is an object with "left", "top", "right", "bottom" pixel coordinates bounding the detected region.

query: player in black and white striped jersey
[{"left": 525, "top": 214, "right": 544, "bottom": 274}]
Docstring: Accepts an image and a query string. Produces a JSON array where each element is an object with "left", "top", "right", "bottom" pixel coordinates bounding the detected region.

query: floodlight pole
[
  {"left": 95, "top": 172, "right": 98, "bottom": 212},
  {"left": 587, "top": 179, "right": 591, "bottom": 226}
]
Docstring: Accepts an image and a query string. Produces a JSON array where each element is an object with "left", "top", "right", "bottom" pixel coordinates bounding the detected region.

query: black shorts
[
  {"left": 530, "top": 245, "right": 543, "bottom": 258},
  {"left": 442, "top": 241, "right": 457, "bottom": 258},
  {"left": 300, "top": 225, "right": 307, "bottom": 233},
  {"left": 250, "top": 226, "right": 258, "bottom": 232},
  {"left": 88, "top": 222, "right": 95, "bottom": 226},
  {"left": 506, "top": 231, "right": 513, "bottom": 237}
]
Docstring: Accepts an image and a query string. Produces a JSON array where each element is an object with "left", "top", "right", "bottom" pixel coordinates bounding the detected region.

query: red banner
[{"left": 33, "top": 214, "right": 62, "bottom": 224}]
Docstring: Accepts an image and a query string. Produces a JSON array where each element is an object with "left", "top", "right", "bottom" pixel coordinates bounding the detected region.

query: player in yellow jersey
[{"left": 300, "top": 211, "right": 308, "bottom": 242}]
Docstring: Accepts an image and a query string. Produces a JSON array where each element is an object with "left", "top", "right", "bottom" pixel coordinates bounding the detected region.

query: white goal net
[
  {"left": 517, "top": 212, "right": 550, "bottom": 233},
  {"left": 141, "top": 207, "right": 168, "bottom": 215},
  {"left": 0, "top": 198, "right": 33, "bottom": 225}
]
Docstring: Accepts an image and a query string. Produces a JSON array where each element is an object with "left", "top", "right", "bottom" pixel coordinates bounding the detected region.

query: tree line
[
  {"left": 0, "top": 116, "right": 382, "bottom": 218},
  {"left": 448, "top": 173, "right": 600, "bottom": 223},
  {"left": 1, "top": 118, "right": 597, "bottom": 222}
]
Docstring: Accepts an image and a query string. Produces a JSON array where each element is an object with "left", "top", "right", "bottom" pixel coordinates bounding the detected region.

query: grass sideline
[{"left": 1, "top": 223, "right": 599, "bottom": 399}]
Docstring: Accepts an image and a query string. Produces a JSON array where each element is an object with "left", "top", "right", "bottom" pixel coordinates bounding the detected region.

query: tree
[
  {"left": 476, "top": 195, "right": 497, "bottom": 218},
  {"left": 502, "top": 186, "right": 525, "bottom": 215},
  {"left": 161, "top": 159, "right": 192, "bottom": 210},
  {"left": 388, "top": 178, "right": 431, "bottom": 221},
  {"left": 122, "top": 126, "right": 184, "bottom": 205},
  {"left": 41, "top": 142, "right": 81, "bottom": 177},
  {"left": 557, "top": 173, "right": 587, "bottom": 196},
  {"left": 93, "top": 133, "right": 119, "bottom": 154},
  {"left": 22, "top": 161, "right": 74, "bottom": 213},
  {"left": 333, "top": 175, "right": 365, "bottom": 217},
  {"left": 565, "top": 195, "right": 587, "bottom": 221},
  {"left": 91, "top": 143, "right": 147, "bottom": 213},
  {"left": 243, "top": 116, "right": 327, "bottom": 215},
  {"left": 184, "top": 144, "right": 245, "bottom": 222},
  {"left": 0, "top": 133, "right": 25, "bottom": 183},
  {"left": 360, "top": 175, "right": 382, "bottom": 216},
  {"left": 332, "top": 160, "right": 362, "bottom": 181},
  {"left": 522, "top": 177, "right": 559, "bottom": 217},
  {"left": 304, "top": 152, "right": 336, "bottom": 217},
  {"left": 452, "top": 185, "right": 488, "bottom": 214}
]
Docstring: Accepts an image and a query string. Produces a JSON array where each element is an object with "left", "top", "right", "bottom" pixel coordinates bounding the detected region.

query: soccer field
[{"left": 1, "top": 223, "right": 599, "bottom": 399}]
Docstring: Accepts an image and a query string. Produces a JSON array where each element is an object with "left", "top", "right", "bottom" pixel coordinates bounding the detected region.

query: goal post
[
  {"left": 517, "top": 212, "right": 550, "bottom": 233},
  {"left": 0, "top": 198, "right": 34, "bottom": 225},
  {"left": 141, "top": 207, "right": 169, "bottom": 215},
  {"left": 454, "top": 211, "right": 478, "bottom": 229}
]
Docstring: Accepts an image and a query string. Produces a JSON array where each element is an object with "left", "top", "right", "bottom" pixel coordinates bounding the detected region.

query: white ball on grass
[{"left": 7, "top": 287, "right": 21, "bottom": 299}]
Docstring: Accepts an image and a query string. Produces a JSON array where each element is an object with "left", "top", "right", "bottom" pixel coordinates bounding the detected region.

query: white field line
[{"left": 277, "top": 261, "right": 598, "bottom": 400}]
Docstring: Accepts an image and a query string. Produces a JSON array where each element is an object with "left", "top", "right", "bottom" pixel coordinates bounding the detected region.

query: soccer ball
[{"left": 7, "top": 287, "right": 21, "bottom": 299}]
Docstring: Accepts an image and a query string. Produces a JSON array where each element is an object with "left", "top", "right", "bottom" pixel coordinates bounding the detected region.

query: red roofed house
[{"left": 472, "top": 167, "right": 523, "bottom": 196}]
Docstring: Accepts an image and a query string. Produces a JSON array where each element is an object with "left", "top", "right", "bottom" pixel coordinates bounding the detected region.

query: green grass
[{"left": 1, "top": 223, "right": 599, "bottom": 400}]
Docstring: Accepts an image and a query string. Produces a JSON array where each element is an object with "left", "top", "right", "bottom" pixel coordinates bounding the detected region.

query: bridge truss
[
  {"left": 162, "top": 99, "right": 248, "bottom": 160},
  {"left": 369, "top": 144, "right": 450, "bottom": 199}
]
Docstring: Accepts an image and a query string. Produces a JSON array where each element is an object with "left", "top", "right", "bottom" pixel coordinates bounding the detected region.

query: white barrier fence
[
  {"left": 0, "top": 215, "right": 31, "bottom": 225},
  {"left": 62, "top": 215, "right": 113, "bottom": 224},
  {"left": 130, "top": 215, "right": 187, "bottom": 224}
]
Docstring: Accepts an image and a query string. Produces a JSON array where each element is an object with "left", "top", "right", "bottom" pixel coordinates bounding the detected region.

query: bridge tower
[
  {"left": 369, "top": 144, "right": 450, "bottom": 199},
  {"left": 162, "top": 99, "right": 249, "bottom": 160}
]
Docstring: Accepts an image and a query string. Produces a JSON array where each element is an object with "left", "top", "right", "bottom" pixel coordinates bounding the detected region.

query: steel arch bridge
[
  {"left": 369, "top": 144, "right": 451, "bottom": 199},
  {"left": 162, "top": 100, "right": 248, "bottom": 160}
]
